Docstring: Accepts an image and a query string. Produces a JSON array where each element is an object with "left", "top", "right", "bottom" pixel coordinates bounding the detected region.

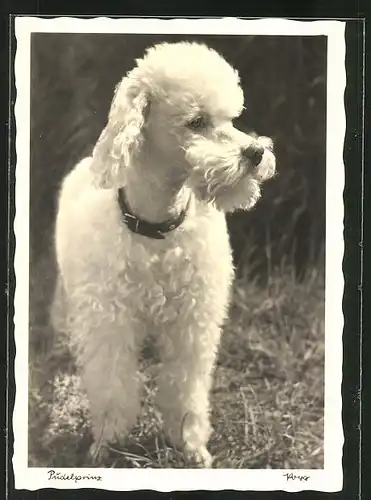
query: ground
[{"left": 28, "top": 256, "right": 324, "bottom": 469}]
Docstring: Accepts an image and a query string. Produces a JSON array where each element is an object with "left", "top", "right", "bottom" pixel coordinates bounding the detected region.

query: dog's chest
[{"left": 122, "top": 206, "right": 234, "bottom": 316}]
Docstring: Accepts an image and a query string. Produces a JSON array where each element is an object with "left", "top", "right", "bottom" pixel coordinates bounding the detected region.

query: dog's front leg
[
  {"left": 156, "top": 321, "right": 221, "bottom": 468},
  {"left": 65, "top": 288, "right": 143, "bottom": 462}
]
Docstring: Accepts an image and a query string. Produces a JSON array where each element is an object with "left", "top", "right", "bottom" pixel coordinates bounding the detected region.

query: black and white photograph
[{"left": 13, "top": 17, "right": 344, "bottom": 492}]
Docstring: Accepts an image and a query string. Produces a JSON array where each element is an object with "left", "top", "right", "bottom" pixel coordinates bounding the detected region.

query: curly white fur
[{"left": 54, "top": 41, "right": 276, "bottom": 468}]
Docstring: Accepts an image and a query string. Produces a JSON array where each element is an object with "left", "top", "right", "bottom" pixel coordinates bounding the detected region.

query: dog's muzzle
[{"left": 185, "top": 132, "right": 276, "bottom": 192}]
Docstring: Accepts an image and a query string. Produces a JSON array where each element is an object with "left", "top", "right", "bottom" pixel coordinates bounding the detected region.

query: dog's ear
[{"left": 91, "top": 75, "right": 148, "bottom": 189}]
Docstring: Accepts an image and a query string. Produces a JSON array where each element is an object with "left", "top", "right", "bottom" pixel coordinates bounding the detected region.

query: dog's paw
[
  {"left": 183, "top": 444, "right": 213, "bottom": 468},
  {"left": 88, "top": 441, "right": 109, "bottom": 465}
]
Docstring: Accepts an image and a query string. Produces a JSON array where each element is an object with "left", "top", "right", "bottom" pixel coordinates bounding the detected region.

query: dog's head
[{"left": 91, "top": 42, "right": 276, "bottom": 212}]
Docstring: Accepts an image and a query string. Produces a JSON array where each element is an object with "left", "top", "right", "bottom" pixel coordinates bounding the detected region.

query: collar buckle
[{"left": 122, "top": 212, "right": 140, "bottom": 233}]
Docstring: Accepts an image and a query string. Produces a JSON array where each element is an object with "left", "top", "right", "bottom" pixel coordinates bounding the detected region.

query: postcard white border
[{"left": 13, "top": 16, "right": 345, "bottom": 492}]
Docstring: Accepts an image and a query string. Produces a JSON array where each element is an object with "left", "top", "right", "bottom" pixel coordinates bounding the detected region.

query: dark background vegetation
[{"left": 28, "top": 33, "right": 327, "bottom": 469}]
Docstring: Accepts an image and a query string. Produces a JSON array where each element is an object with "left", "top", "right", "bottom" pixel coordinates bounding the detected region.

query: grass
[{"left": 28, "top": 257, "right": 324, "bottom": 469}]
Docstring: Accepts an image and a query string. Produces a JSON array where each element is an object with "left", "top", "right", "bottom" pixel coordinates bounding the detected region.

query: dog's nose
[{"left": 242, "top": 143, "right": 264, "bottom": 167}]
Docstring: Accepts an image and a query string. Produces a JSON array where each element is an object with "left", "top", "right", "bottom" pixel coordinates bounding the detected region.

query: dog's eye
[{"left": 187, "top": 116, "right": 208, "bottom": 130}]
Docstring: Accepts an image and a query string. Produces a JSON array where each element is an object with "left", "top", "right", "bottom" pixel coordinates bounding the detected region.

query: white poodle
[{"left": 54, "top": 41, "right": 276, "bottom": 467}]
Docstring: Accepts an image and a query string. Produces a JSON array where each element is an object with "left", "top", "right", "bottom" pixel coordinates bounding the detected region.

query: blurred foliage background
[{"left": 29, "top": 33, "right": 326, "bottom": 287}]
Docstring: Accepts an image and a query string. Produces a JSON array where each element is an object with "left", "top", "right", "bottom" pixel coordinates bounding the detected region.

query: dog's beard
[{"left": 185, "top": 138, "right": 264, "bottom": 212}]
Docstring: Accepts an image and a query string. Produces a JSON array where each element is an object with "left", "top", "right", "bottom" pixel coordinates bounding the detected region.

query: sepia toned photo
[{"left": 13, "top": 17, "right": 345, "bottom": 492}]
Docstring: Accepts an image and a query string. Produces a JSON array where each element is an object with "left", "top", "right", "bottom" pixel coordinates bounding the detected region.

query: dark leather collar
[{"left": 117, "top": 187, "right": 190, "bottom": 240}]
